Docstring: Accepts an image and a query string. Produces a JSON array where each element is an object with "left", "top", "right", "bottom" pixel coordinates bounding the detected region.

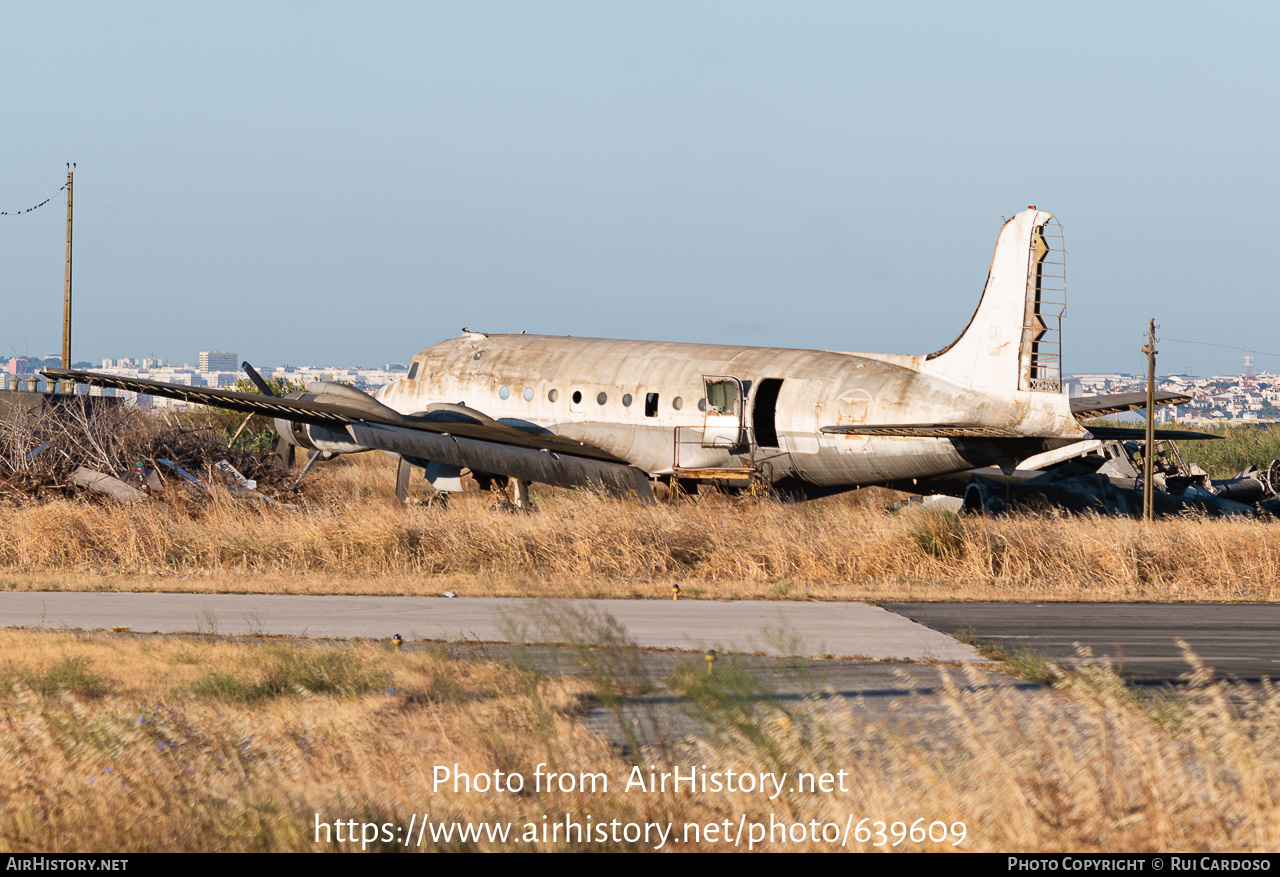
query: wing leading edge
[
  {"left": 43, "top": 369, "right": 628, "bottom": 462},
  {"left": 1069, "top": 391, "right": 1192, "bottom": 419},
  {"left": 818, "top": 393, "right": 1214, "bottom": 440},
  {"left": 43, "top": 369, "right": 656, "bottom": 500},
  {"left": 819, "top": 424, "right": 1022, "bottom": 438}
]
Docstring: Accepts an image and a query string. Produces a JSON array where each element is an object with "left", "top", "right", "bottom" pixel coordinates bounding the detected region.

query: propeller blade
[{"left": 241, "top": 361, "right": 276, "bottom": 397}]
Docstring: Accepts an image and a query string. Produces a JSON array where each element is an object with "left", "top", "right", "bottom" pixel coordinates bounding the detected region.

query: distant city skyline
[
  {"left": 11, "top": 350, "right": 1277, "bottom": 424},
  {"left": 6, "top": 332, "right": 1277, "bottom": 383},
  {"left": 8, "top": 344, "right": 1277, "bottom": 384}
]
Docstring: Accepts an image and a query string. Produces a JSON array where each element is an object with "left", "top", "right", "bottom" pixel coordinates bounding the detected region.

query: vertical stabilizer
[{"left": 925, "top": 208, "right": 1066, "bottom": 393}]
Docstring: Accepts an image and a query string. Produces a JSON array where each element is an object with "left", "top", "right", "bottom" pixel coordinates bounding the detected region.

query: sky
[{"left": 2, "top": 2, "right": 1277, "bottom": 377}]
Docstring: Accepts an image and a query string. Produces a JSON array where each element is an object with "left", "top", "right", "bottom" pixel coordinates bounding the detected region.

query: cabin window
[
  {"left": 645, "top": 393, "right": 659, "bottom": 417},
  {"left": 572, "top": 390, "right": 583, "bottom": 404},
  {"left": 622, "top": 393, "right": 632, "bottom": 407},
  {"left": 597, "top": 392, "right": 607, "bottom": 405},
  {"left": 499, "top": 386, "right": 510, "bottom": 400},
  {"left": 473, "top": 351, "right": 483, "bottom": 361},
  {"left": 548, "top": 389, "right": 559, "bottom": 403},
  {"left": 697, "top": 398, "right": 706, "bottom": 412},
  {"left": 407, "top": 362, "right": 420, "bottom": 380},
  {"left": 672, "top": 396, "right": 683, "bottom": 411},
  {"left": 705, "top": 379, "right": 739, "bottom": 416},
  {"left": 523, "top": 387, "right": 534, "bottom": 401}
]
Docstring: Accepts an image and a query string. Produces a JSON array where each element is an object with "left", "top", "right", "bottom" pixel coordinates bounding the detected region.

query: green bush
[{"left": 190, "top": 647, "right": 379, "bottom": 702}]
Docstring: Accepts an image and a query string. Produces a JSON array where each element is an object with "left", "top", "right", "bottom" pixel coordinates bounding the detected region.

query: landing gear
[
  {"left": 512, "top": 479, "right": 531, "bottom": 511},
  {"left": 486, "top": 476, "right": 534, "bottom": 513},
  {"left": 396, "top": 457, "right": 412, "bottom": 502}
]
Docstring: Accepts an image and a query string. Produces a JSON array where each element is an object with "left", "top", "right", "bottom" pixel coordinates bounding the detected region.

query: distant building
[{"left": 199, "top": 351, "right": 238, "bottom": 374}]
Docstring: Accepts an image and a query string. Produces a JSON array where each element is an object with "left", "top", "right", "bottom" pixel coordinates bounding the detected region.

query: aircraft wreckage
[
  {"left": 907, "top": 435, "right": 1280, "bottom": 519},
  {"left": 39, "top": 205, "right": 1279, "bottom": 519}
]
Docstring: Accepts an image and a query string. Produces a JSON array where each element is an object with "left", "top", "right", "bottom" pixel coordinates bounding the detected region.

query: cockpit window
[{"left": 407, "top": 361, "right": 420, "bottom": 380}]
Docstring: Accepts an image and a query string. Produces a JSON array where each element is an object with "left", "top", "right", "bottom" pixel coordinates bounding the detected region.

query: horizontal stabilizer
[
  {"left": 1071, "top": 392, "right": 1191, "bottom": 418},
  {"left": 1085, "top": 426, "right": 1221, "bottom": 441},
  {"left": 819, "top": 423, "right": 1022, "bottom": 438}
]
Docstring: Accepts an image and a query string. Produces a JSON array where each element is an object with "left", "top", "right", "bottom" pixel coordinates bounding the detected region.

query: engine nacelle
[
  {"left": 272, "top": 417, "right": 367, "bottom": 454},
  {"left": 272, "top": 381, "right": 404, "bottom": 455}
]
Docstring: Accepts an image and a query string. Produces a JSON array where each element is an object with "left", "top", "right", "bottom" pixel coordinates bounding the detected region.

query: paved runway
[
  {"left": 0, "top": 593, "right": 982, "bottom": 662},
  {"left": 884, "top": 602, "right": 1280, "bottom": 683},
  {"left": 8, "top": 594, "right": 1275, "bottom": 683}
]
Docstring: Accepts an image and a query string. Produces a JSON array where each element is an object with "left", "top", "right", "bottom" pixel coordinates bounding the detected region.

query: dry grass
[
  {"left": 1, "top": 628, "right": 1278, "bottom": 852},
  {"left": 1, "top": 452, "right": 1278, "bottom": 602}
]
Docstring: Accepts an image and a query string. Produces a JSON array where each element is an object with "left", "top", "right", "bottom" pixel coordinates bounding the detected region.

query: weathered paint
[
  {"left": 370, "top": 207, "right": 1087, "bottom": 493},
  {"left": 45, "top": 207, "right": 1093, "bottom": 500}
]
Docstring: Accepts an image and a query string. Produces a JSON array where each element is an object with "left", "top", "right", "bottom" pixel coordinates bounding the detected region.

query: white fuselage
[{"left": 374, "top": 333, "right": 1083, "bottom": 489}]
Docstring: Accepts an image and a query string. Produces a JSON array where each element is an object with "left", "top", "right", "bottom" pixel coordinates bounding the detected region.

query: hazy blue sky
[{"left": 2, "top": 2, "right": 1276, "bottom": 376}]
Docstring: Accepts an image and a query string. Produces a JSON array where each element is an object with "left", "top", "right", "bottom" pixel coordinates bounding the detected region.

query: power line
[
  {"left": 1159, "top": 336, "right": 1280, "bottom": 360},
  {"left": 0, "top": 183, "right": 68, "bottom": 217}
]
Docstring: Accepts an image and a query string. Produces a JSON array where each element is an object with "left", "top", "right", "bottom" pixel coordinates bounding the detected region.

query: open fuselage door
[{"left": 702, "top": 375, "right": 747, "bottom": 449}]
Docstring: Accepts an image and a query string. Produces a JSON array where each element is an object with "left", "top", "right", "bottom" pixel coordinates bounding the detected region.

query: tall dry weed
[
  {"left": 1, "top": 630, "right": 1278, "bottom": 851},
  {"left": 4, "top": 462, "right": 1280, "bottom": 600}
]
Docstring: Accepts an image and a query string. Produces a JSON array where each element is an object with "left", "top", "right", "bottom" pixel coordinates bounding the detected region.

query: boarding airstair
[{"left": 670, "top": 375, "right": 772, "bottom": 496}]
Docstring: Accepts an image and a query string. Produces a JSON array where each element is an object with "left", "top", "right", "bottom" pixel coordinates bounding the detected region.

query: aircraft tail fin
[{"left": 924, "top": 208, "right": 1066, "bottom": 394}]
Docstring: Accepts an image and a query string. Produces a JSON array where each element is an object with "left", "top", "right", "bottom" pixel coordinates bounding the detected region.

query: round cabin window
[
  {"left": 499, "top": 386, "right": 510, "bottom": 400},
  {"left": 548, "top": 389, "right": 559, "bottom": 402}
]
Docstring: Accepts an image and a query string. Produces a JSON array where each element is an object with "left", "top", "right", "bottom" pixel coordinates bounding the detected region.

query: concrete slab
[{"left": 0, "top": 593, "right": 984, "bottom": 662}]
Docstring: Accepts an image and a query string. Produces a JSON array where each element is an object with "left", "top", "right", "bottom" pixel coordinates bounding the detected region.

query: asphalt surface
[
  {"left": 0, "top": 593, "right": 982, "bottom": 662},
  {"left": 417, "top": 643, "right": 1039, "bottom": 750},
  {"left": 883, "top": 602, "right": 1280, "bottom": 684}
]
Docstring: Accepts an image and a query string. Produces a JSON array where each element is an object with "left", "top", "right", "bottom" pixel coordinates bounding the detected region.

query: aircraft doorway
[
  {"left": 701, "top": 376, "right": 746, "bottom": 449},
  {"left": 752, "top": 378, "right": 783, "bottom": 448}
]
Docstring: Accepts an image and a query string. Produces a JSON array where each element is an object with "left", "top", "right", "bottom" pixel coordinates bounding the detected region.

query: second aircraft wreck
[{"left": 47, "top": 206, "right": 1207, "bottom": 506}]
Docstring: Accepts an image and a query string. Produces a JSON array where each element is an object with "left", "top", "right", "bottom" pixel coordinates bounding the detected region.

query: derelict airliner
[{"left": 47, "top": 207, "right": 1192, "bottom": 504}]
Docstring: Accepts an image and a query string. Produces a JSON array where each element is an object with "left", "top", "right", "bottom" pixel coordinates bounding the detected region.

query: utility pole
[
  {"left": 1142, "top": 318, "right": 1156, "bottom": 522},
  {"left": 61, "top": 163, "right": 75, "bottom": 393}
]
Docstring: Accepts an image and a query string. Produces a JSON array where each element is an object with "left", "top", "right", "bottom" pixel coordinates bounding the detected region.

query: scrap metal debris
[
  {"left": 0, "top": 398, "right": 294, "bottom": 504},
  {"left": 952, "top": 438, "right": 1280, "bottom": 518},
  {"left": 68, "top": 467, "right": 146, "bottom": 504}
]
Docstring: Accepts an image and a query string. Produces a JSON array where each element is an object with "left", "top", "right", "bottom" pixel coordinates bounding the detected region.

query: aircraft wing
[
  {"left": 43, "top": 368, "right": 655, "bottom": 498},
  {"left": 819, "top": 423, "right": 1022, "bottom": 438},
  {"left": 1083, "top": 426, "right": 1220, "bottom": 441},
  {"left": 821, "top": 391, "right": 1205, "bottom": 441},
  {"left": 819, "top": 421, "right": 1217, "bottom": 441},
  {"left": 1070, "top": 392, "right": 1191, "bottom": 418},
  {"left": 47, "top": 369, "right": 379, "bottom": 427}
]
